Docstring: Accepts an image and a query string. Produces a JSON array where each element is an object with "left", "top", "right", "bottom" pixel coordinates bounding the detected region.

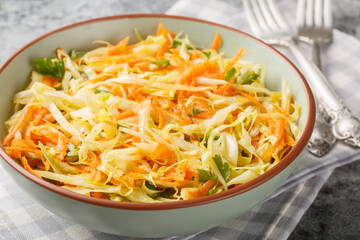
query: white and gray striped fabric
[{"left": 1, "top": 0, "right": 360, "bottom": 239}]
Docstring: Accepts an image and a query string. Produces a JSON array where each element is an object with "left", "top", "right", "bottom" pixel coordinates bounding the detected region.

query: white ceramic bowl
[{"left": 0, "top": 14, "right": 315, "bottom": 238}]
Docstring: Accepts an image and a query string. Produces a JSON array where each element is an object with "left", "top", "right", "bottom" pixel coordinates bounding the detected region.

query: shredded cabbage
[{"left": 3, "top": 24, "right": 301, "bottom": 202}]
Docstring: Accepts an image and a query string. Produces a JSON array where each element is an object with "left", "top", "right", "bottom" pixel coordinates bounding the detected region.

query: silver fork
[
  {"left": 297, "top": 0, "right": 333, "bottom": 70},
  {"left": 243, "top": 0, "right": 360, "bottom": 149},
  {"left": 296, "top": 0, "right": 336, "bottom": 156}
]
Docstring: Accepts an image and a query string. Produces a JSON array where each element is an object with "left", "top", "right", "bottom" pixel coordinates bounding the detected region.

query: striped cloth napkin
[{"left": 1, "top": 0, "right": 360, "bottom": 239}]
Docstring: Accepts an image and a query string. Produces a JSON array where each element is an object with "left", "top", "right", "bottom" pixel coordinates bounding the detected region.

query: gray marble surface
[{"left": 0, "top": 0, "right": 359, "bottom": 239}]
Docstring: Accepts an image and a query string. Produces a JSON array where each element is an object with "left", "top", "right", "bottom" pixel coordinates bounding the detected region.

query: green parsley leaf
[
  {"left": 198, "top": 169, "right": 216, "bottom": 182},
  {"left": 203, "top": 128, "right": 212, "bottom": 147},
  {"left": 172, "top": 40, "right": 182, "bottom": 48},
  {"left": 93, "top": 89, "right": 111, "bottom": 94},
  {"left": 172, "top": 40, "right": 193, "bottom": 50},
  {"left": 33, "top": 57, "right": 65, "bottom": 79},
  {"left": 149, "top": 188, "right": 176, "bottom": 198},
  {"left": 203, "top": 51, "right": 211, "bottom": 59},
  {"left": 152, "top": 59, "right": 170, "bottom": 68},
  {"left": 208, "top": 180, "right": 219, "bottom": 195},
  {"left": 197, "top": 133, "right": 204, "bottom": 142},
  {"left": 145, "top": 181, "right": 158, "bottom": 190},
  {"left": 224, "top": 67, "right": 236, "bottom": 81},
  {"left": 197, "top": 129, "right": 219, "bottom": 148},
  {"left": 213, "top": 155, "right": 232, "bottom": 181}
]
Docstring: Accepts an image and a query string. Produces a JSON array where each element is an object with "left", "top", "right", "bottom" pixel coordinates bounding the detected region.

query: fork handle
[
  {"left": 288, "top": 40, "right": 360, "bottom": 147},
  {"left": 288, "top": 40, "right": 342, "bottom": 110},
  {"left": 312, "top": 42, "right": 322, "bottom": 70}
]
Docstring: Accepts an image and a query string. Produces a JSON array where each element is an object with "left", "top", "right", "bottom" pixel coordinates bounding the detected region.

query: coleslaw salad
[{"left": 3, "top": 24, "right": 300, "bottom": 203}]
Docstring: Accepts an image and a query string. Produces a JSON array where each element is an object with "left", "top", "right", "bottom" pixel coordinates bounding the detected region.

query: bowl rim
[{"left": 0, "top": 13, "right": 315, "bottom": 211}]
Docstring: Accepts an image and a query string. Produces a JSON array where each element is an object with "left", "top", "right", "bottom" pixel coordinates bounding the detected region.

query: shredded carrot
[
  {"left": 108, "top": 36, "right": 130, "bottom": 55},
  {"left": 222, "top": 48, "right": 245, "bottom": 77},
  {"left": 157, "top": 28, "right": 172, "bottom": 58},
  {"left": 133, "top": 61, "right": 151, "bottom": 71},
  {"left": 178, "top": 61, "right": 219, "bottom": 85},
  {"left": 164, "top": 109, "right": 192, "bottom": 125},
  {"left": 157, "top": 23, "right": 164, "bottom": 36},
  {"left": 150, "top": 143, "right": 176, "bottom": 166},
  {"left": 43, "top": 76, "right": 60, "bottom": 87},
  {"left": 184, "top": 179, "right": 217, "bottom": 199},
  {"left": 191, "top": 49, "right": 200, "bottom": 60},
  {"left": 3, "top": 103, "right": 35, "bottom": 145},
  {"left": 272, "top": 117, "right": 286, "bottom": 144},
  {"left": 69, "top": 136, "right": 80, "bottom": 146},
  {"left": 5, "top": 147, "right": 42, "bottom": 154},
  {"left": 273, "top": 104, "right": 291, "bottom": 118},
  {"left": 91, "top": 192, "right": 110, "bottom": 199},
  {"left": 153, "top": 105, "right": 166, "bottom": 129},
  {"left": 236, "top": 89, "right": 267, "bottom": 112},
  {"left": 211, "top": 32, "right": 222, "bottom": 51},
  {"left": 31, "top": 125, "right": 68, "bottom": 160},
  {"left": 114, "top": 109, "right": 136, "bottom": 120},
  {"left": 20, "top": 156, "right": 42, "bottom": 179},
  {"left": 217, "top": 75, "right": 236, "bottom": 96}
]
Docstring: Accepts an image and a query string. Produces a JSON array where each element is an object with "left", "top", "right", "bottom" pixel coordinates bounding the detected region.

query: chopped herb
[
  {"left": 149, "top": 188, "right": 176, "bottom": 198},
  {"left": 116, "top": 124, "right": 127, "bottom": 129},
  {"left": 152, "top": 59, "right": 170, "bottom": 68},
  {"left": 145, "top": 181, "right": 158, "bottom": 190},
  {"left": 70, "top": 49, "right": 86, "bottom": 60},
  {"left": 203, "top": 128, "right": 213, "bottom": 147},
  {"left": 172, "top": 40, "right": 193, "bottom": 50},
  {"left": 213, "top": 155, "right": 232, "bottom": 181},
  {"left": 236, "top": 72, "right": 259, "bottom": 85},
  {"left": 198, "top": 169, "right": 216, "bottom": 182},
  {"left": 208, "top": 180, "right": 219, "bottom": 195},
  {"left": 241, "top": 150, "right": 249, "bottom": 157},
  {"left": 103, "top": 192, "right": 111, "bottom": 198},
  {"left": 184, "top": 135, "right": 191, "bottom": 142},
  {"left": 33, "top": 57, "right": 65, "bottom": 79},
  {"left": 14, "top": 158, "right": 21, "bottom": 165},
  {"left": 66, "top": 143, "right": 78, "bottom": 157},
  {"left": 188, "top": 108, "right": 204, "bottom": 117},
  {"left": 214, "top": 136, "right": 220, "bottom": 140},
  {"left": 54, "top": 85, "right": 63, "bottom": 91},
  {"left": 192, "top": 108, "right": 204, "bottom": 115},
  {"left": 197, "top": 133, "right": 204, "bottom": 142},
  {"left": 203, "top": 51, "right": 211, "bottom": 59},
  {"left": 172, "top": 40, "right": 182, "bottom": 48},
  {"left": 224, "top": 67, "right": 236, "bottom": 81},
  {"left": 93, "top": 89, "right": 111, "bottom": 94},
  {"left": 117, "top": 124, "right": 127, "bottom": 133}
]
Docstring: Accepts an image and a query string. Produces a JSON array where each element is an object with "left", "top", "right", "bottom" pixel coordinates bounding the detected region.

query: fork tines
[
  {"left": 243, "top": 0, "right": 291, "bottom": 36},
  {"left": 296, "top": 0, "right": 333, "bottom": 42}
]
